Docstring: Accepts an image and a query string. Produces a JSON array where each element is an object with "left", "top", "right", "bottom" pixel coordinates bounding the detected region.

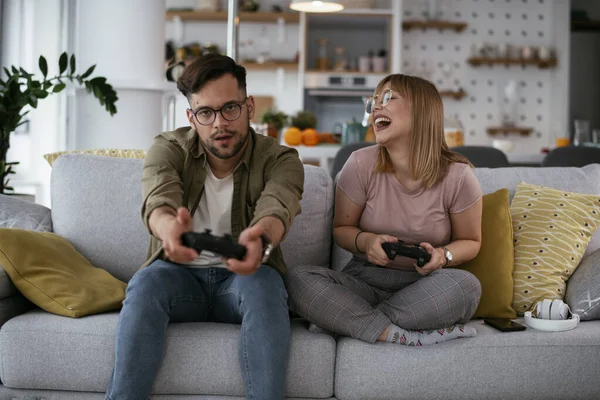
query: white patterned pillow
[
  {"left": 43, "top": 149, "right": 147, "bottom": 167},
  {"left": 511, "top": 182, "right": 600, "bottom": 315}
]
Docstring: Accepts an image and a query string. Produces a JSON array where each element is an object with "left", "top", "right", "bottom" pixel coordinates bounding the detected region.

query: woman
[{"left": 286, "top": 74, "right": 483, "bottom": 346}]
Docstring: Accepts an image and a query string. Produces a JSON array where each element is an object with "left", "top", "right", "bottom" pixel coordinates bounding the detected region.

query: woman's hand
[
  {"left": 364, "top": 234, "right": 399, "bottom": 267},
  {"left": 415, "top": 242, "right": 445, "bottom": 276}
]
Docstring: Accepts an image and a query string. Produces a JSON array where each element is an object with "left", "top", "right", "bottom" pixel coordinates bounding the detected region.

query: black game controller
[
  {"left": 181, "top": 229, "right": 247, "bottom": 260},
  {"left": 381, "top": 240, "right": 432, "bottom": 267}
]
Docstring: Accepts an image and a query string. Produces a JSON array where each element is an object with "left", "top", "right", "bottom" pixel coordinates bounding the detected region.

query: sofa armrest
[
  {"left": 0, "top": 194, "right": 52, "bottom": 232},
  {"left": 566, "top": 248, "right": 600, "bottom": 321}
]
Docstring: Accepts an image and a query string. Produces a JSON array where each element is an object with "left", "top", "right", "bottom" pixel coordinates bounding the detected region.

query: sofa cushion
[
  {"left": 334, "top": 319, "right": 600, "bottom": 400},
  {"left": 0, "top": 311, "right": 336, "bottom": 398},
  {"left": 51, "top": 155, "right": 334, "bottom": 282},
  {"left": 0, "top": 194, "right": 53, "bottom": 300},
  {"left": 474, "top": 165, "right": 600, "bottom": 256},
  {"left": 0, "top": 229, "right": 126, "bottom": 318},
  {"left": 510, "top": 182, "right": 600, "bottom": 315},
  {"left": 455, "top": 188, "right": 515, "bottom": 319},
  {"left": 280, "top": 165, "right": 334, "bottom": 270},
  {"left": 566, "top": 248, "right": 600, "bottom": 320},
  {"left": 51, "top": 155, "right": 148, "bottom": 282}
]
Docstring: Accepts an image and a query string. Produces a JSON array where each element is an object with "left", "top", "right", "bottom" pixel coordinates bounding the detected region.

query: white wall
[{"left": 69, "top": 0, "right": 167, "bottom": 151}]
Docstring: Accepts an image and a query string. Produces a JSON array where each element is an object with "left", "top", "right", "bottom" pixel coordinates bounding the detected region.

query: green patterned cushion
[{"left": 511, "top": 182, "right": 600, "bottom": 315}]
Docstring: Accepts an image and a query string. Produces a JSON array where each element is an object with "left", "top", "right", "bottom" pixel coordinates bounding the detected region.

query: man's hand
[
  {"left": 365, "top": 234, "right": 399, "bottom": 267},
  {"left": 415, "top": 242, "right": 445, "bottom": 276},
  {"left": 156, "top": 207, "right": 198, "bottom": 264},
  {"left": 225, "top": 225, "right": 264, "bottom": 276}
]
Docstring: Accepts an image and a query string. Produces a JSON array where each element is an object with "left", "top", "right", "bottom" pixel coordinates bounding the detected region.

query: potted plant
[
  {"left": 260, "top": 109, "right": 288, "bottom": 139},
  {"left": 290, "top": 110, "right": 317, "bottom": 130},
  {"left": 0, "top": 52, "right": 118, "bottom": 195}
]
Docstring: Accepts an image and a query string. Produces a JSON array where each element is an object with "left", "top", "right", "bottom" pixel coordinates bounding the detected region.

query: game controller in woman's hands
[{"left": 381, "top": 240, "right": 432, "bottom": 267}]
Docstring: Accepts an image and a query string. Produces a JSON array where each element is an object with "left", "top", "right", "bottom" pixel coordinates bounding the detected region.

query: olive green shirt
[{"left": 140, "top": 126, "right": 305, "bottom": 276}]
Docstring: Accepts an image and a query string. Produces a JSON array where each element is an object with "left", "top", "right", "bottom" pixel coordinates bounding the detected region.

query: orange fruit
[
  {"left": 283, "top": 127, "right": 302, "bottom": 146},
  {"left": 284, "top": 127, "right": 302, "bottom": 146},
  {"left": 302, "top": 128, "right": 319, "bottom": 146}
]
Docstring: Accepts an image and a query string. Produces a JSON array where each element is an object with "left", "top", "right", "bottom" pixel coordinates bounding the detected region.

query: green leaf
[
  {"left": 80, "top": 64, "right": 96, "bottom": 79},
  {"left": 39, "top": 56, "right": 48, "bottom": 77},
  {"left": 3, "top": 67, "right": 11, "bottom": 78},
  {"left": 28, "top": 95, "right": 38, "bottom": 108},
  {"left": 69, "top": 54, "right": 76, "bottom": 74},
  {"left": 19, "top": 67, "right": 31, "bottom": 78},
  {"left": 58, "top": 52, "right": 68, "bottom": 74},
  {"left": 52, "top": 83, "right": 66, "bottom": 93},
  {"left": 89, "top": 76, "right": 107, "bottom": 85},
  {"left": 43, "top": 81, "right": 52, "bottom": 90},
  {"left": 33, "top": 89, "right": 48, "bottom": 98},
  {"left": 11, "top": 66, "right": 18, "bottom": 75}
]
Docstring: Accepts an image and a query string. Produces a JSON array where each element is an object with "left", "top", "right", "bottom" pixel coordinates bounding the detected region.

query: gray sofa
[{"left": 0, "top": 153, "right": 599, "bottom": 400}]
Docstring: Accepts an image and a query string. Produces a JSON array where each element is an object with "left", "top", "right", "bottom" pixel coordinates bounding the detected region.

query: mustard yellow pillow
[
  {"left": 0, "top": 228, "right": 126, "bottom": 317},
  {"left": 455, "top": 188, "right": 516, "bottom": 319},
  {"left": 511, "top": 182, "right": 600, "bottom": 315},
  {"left": 43, "top": 148, "right": 147, "bottom": 167}
]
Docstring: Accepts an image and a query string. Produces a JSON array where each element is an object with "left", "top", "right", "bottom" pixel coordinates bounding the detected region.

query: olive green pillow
[
  {"left": 455, "top": 188, "right": 516, "bottom": 319},
  {"left": 0, "top": 228, "right": 126, "bottom": 317},
  {"left": 511, "top": 182, "right": 600, "bottom": 315}
]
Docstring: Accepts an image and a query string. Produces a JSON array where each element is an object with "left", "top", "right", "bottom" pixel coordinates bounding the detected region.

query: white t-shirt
[{"left": 185, "top": 168, "right": 234, "bottom": 268}]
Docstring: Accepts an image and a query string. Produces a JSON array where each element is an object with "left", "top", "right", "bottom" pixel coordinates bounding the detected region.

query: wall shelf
[
  {"left": 467, "top": 57, "right": 557, "bottom": 69},
  {"left": 439, "top": 89, "right": 467, "bottom": 100},
  {"left": 487, "top": 127, "right": 533, "bottom": 136},
  {"left": 166, "top": 10, "right": 300, "bottom": 23},
  {"left": 402, "top": 20, "right": 467, "bottom": 32},
  {"left": 243, "top": 61, "right": 298, "bottom": 71}
]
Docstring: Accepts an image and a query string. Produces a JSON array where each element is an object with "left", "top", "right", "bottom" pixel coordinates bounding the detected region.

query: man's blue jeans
[{"left": 105, "top": 260, "right": 291, "bottom": 400}]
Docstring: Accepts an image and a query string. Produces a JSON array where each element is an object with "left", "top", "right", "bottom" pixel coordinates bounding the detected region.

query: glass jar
[
  {"left": 317, "top": 39, "right": 329, "bottom": 71},
  {"left": 444, "top": 116, "right": 464, "bottom": 147},
  {"left": 333, "top": 47, "right": 348, "bottom": 71}
]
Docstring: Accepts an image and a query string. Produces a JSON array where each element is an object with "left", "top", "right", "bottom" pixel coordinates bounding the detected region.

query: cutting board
[{"left": 251, "top": 96, "right": 274, "bottom": 123}]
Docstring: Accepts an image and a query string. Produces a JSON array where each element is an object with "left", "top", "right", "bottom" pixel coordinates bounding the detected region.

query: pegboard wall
[{"left": 401, "top": 0, "right": 566, "bottom": 152}]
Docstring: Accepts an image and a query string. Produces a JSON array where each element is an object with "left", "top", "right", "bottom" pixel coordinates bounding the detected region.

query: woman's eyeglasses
[{"left": 365, "top": 89, "right": 394, "bottom": 114}]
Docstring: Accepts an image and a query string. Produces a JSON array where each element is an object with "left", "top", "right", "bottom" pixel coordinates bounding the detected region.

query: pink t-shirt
[{"left": 337, "top": 145, "right": 482, "bottom": 269}]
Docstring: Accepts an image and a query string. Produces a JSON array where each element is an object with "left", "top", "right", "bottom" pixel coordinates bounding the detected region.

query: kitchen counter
[{"left": 285, "top": 143, "right": 547, "bottom": 173}]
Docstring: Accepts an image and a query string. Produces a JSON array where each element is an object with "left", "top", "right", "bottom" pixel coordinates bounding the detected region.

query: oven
[{"left": 303, "top": 72, "right": 385, "bottom": 134}]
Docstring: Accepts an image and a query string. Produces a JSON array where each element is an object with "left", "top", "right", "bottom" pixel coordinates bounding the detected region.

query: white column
[{"left": 70, "top": 0, "right": 167, "bottom": 150}]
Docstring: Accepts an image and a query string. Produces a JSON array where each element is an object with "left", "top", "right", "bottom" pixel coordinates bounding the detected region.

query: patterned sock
[{"left": 385, "top": 323, "right": 476, "bottom": 346}]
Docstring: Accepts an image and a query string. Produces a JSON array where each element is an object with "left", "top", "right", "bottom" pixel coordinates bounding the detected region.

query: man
[{"left": 105, "top": 54, "right": 304, "bottom": 400}]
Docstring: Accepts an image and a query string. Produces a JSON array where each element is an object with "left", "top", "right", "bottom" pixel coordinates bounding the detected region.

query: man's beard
[{"left": 204, "top": 123, "right": 250, "bottom": 160}]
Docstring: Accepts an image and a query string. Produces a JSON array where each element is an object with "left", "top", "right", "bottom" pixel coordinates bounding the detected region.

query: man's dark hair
[{"left": 176, "top": 54, "right": 247, "bottom": 101}]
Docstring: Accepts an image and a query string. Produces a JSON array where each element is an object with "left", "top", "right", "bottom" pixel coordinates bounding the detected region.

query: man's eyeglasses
[
  {"left": 190, "top": 98, "right": 248, "bottom": 125},
  {"left": 365, "top": 89, "right": 394, "bottom": 114}
]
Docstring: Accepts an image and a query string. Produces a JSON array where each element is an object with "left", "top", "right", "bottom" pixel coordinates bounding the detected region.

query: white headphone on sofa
[{"left": 524, "top": 299, "right": 580, "bottom": 332}]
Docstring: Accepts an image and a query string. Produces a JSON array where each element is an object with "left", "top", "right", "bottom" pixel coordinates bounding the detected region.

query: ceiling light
[{"left": 289, "top": 1, "right": 344, "bottom": 13}]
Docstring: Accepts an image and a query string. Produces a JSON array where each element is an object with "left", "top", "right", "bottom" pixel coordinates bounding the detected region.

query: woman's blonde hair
[{"left": 373, "top": 74, "right": 472, "bottom": 188}]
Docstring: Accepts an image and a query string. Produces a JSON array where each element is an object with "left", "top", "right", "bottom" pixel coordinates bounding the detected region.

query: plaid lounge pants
[{"left": 286, "top": 257, "right": 481, "bottom": 343}]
